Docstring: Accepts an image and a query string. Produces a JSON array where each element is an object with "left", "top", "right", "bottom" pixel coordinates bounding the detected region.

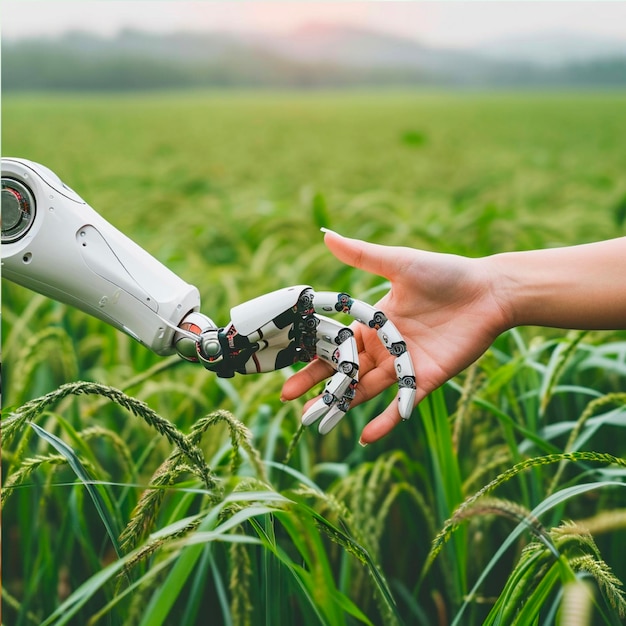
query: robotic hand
[
  {"left": 1, "top": 158, "right": 416, "bottom": 433},
  {"left": 180, "top": 286, "right": 416, "bottom": 434}
]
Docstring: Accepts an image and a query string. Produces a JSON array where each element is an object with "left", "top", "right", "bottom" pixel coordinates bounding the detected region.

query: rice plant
[{"left": 3, "top": 90, "right": 626, "bottom": 625}]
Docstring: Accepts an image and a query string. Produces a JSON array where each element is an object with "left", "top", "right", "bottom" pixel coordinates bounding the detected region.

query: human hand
[{"left": 281, "top": 231, "right": 511, "bottom": 444}]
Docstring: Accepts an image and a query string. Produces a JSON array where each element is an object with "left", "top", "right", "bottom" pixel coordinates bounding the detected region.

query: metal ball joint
[{"left": 201, "top": 335, "right": 223, "bottom": 360}]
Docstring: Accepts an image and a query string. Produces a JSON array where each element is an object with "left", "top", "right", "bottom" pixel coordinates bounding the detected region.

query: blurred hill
[
  {"left": 473, "top": 30, "right": 626, "bottom": 67},
  {"left": 3, "top": 25, "right": 626, "bottom": 91}
]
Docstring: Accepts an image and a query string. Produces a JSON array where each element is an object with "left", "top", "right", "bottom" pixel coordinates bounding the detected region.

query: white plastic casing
[
  {"left": 1, "top": 158, "right": 200, "bottom": 355},
  {"left": 228, "top": 285, "right": 310, "bottom": 338}
]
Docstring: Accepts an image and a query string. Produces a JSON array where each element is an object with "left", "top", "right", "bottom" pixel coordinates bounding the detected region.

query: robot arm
[
  {"left": 1, "top": 157, "right": 416, "bottom": 433},
  {"left": 1, "top": 157, "right": 207, "bottom": 355}
]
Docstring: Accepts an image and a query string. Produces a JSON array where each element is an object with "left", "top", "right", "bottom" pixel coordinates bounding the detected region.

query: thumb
[{"left": 322, "top": 229, "right": 402, "bottom": 280}]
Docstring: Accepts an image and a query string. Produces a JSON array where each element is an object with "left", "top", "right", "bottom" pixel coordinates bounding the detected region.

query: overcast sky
[{"left": 3, "top": 2, "right": 626, "bottom": 48}]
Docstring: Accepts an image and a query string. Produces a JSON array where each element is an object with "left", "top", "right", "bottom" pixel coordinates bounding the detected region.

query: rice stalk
[
  {"left": 2, "top": 381, "right": 215, "bottom": 490},
  {"left": 424, "top": 451, "right": 626, "bottom": 576},
  {"left": 362, "top": 455, "right": 394, "bottom": 544},
  {"left": 333, "top": 451, "right": 410, "bottom": 549},
  {"left": 116, "top": 502, "right": 268, "bottom": 622},
  {"left": 326, "top": 450, "right": 438, "bottom": 570},
  {"left": 574, "top": 509, "right": 626, "bottom": 535},
  {"left": 568, "top": 555, "right": 626, "bottom": 617},
  {"left": 195, "top": 409, "right": 266, "bottom": 481},
  {"left": 118, "top": 515, "right": 203, "bottom": 583},
  {"left": 482, "top": 538, "right": 558, "bottom": 625},
  {"left": 86, "top": 555, "right": 178, "bottom": 626},
  {"left": 216, "top": 477, "right": 275, "bottom": 529},
  {"left": 462, "top": 447, "right": 511, "bottom": 493},
  {"left": 229, "top": 539, "right": 254, "bottom": 626},
  {"left": 327, "top": 451, "right": 433, "bottom": 623},
  {"left": 467, "top": 518, "right": 625, "bottom": 624},
  {"left": 136, "top": 503, "right": 282, "bottom": 626},
  {"left": 1, "top": 453, "right": 70, "bottom": 505},
  {"left": 370, "top": 483, "right": 438, "bottom": 625},
  {"left": 451, "top": 361, "right": 484, "bottom": 454},
  {"left": 548, "top": 392, "right": 626, "bottom": 494},
  {"left": 117, "top": 555, "right": 179, "bottom": 626},
  {"left": 29, "top": 420, "right": 125, "bottom": 558},
  {"left": 552, "top": 522, "right": 626, "bottom": 618},
  {"left": 119, "top": 410, "right": 264, "bottom": 553},
  {"left": 291, "top": 483, "right": 375, "bottom": 605},
  {"left": 311, "top": 512, "right": 402, "bottom": 626},
  {"left": 1, "top": 292, "right": 49, "bottom": 363},
  {"left": 483, "top": 522, "right": 598, "bottom": 625},
  {"left": 539, "top": 330, "right": 588, "bottom": 417},
  {"left": 80, "top": 425, "right": 135, "bottom": 480},
  {"left": 283, "top": 423, "right": 305, "bottom": 464},
  {"left": 451, "top": 497, "right": 548, "bottom": 545},
  {"left": 453, "top": 499, "right": 554, "bottom": 621},
  {"left": 271, "top": 487, "right": 402, "bottom": 626},
  {"left": 118, "top": 454, "right": 193, "bottom": 552},
  {"left": 9, "top": 326, "right": 78, "bottom": 402},
  {"left": 376, "top": 482, "right": 439, "bottom": 550}
]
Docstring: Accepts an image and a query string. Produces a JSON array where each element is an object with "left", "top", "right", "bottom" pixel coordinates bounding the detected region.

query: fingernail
[
  {"left": 320, "top": 227, "right": 342, "bottom": 236},
  {"left": 279, "top": 395, "right": 287, "bottom": 403},
  {"left": 358, "top": 438, "right": 368, "bottom": 448}
]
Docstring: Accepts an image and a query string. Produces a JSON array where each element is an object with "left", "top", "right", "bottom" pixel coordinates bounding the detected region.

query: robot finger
[
  {"left": 227, "top": 285, "right": 311, "bottom": 338},
  {"left": 313, "top": 317, "right": 359, "bottom": 375},
  {"left": 376, "top": 321, "right": 416, "bottom": 419},
  {"left": 300, "top": 316, "right": 361, "bottom": 433},
  {"left": 301, "top": 371, "right": 358, "bottom": 434},
  {"left": 312, "top": 291, "right": 416, "bottom": 420},
  {"left": 314, "top": 316, "right": 356, "bottom": 347}
]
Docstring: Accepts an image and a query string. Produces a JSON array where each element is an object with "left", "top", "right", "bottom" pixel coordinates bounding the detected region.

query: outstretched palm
[{"left": 282, "top": 233, "right": 509, "bottom": 443}]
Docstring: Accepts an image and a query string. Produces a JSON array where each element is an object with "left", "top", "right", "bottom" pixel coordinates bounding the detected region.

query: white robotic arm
[
  {"left": 1, "top": 157, "right": 416, "bottom": 433},
  {"left": 1, "top": 157, "right": 206, "bottom": 355}
]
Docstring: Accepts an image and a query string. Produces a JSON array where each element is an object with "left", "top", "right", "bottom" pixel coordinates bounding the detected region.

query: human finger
[
  {"left": 280, "top": 359, "right": 334, "bottom": 401},
  {"left": 321, "top": 229, "right": 407, "bottom": 279}
]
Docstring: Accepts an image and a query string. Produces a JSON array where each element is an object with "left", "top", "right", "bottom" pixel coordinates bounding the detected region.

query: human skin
[{"left": 281, "top": 231, "right": 626, "bottom": 444}]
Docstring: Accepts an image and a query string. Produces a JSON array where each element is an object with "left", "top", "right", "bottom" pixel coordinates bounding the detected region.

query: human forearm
[{"left": 489, "top": 237, "right": 626, "bottom": 331}]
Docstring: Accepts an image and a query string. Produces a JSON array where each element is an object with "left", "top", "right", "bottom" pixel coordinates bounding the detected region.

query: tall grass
[{"left": 3, "top": 91, "right": 626, "bottom": 624}]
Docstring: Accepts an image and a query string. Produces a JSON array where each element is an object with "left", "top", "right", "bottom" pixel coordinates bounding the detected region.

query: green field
[{"left": 3, "top": 90, "right": 626, "bottom": 625}]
